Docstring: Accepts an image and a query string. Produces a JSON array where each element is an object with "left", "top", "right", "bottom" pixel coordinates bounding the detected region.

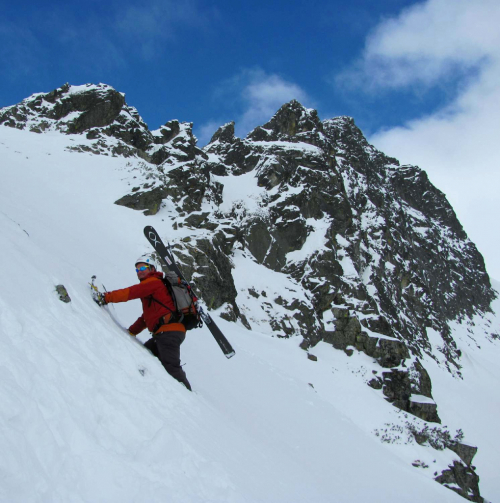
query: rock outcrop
[
  {"left": 2, "top": 84, "right": 497, "bottom": 502},
  {"left": 0, "top": 83, "right": 206, "bottom": 166}
]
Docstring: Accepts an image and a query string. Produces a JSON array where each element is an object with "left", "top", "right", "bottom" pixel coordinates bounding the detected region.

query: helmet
[{"left": 135, "top": 254, "right": 159, "bottom": 271}]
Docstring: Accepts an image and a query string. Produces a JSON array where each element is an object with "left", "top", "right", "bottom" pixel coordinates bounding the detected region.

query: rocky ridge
[
  {"left": 0, "top": 82, "right": 205, "bottom": 164},
  {"left": 2, "top": 84, "right": 498, "bottom": 502}
]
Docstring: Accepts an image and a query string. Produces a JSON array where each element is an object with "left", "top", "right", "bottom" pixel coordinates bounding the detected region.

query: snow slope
[{"left": 1, "top": 126, "right": 497, "bottom": 502}]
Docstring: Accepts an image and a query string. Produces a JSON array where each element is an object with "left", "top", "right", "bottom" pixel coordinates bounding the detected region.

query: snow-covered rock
[{"left": 1, "top": 84, "right": 499, "bottom": 502}]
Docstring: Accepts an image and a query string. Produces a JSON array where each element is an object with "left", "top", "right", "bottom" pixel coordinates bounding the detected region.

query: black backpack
[{"left": 150, "top": 271, "right": 202, "bottom": 331}]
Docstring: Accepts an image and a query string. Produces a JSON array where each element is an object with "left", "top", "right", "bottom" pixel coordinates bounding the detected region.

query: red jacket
[{"left": 104, "top": 271, "right": 185, "bottom": 335}]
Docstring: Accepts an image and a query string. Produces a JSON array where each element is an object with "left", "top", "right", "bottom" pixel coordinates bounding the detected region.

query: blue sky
[
  {"left": 1, "top": 0, "right": 436, "bottom": 138},
  {"left": 2, "top": 0, "right": 500, "bottom": 280}
]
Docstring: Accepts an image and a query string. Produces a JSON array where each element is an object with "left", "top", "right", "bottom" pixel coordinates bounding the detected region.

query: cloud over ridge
[
  {"left": 338, "top": 0, "right": 500, "bottom": 90},
  {"left": 352, "top": 0, "right": 500, "bottom": 278}
]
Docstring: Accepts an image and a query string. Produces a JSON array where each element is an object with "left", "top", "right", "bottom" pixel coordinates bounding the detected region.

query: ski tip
[
  {"left": 144, "top": 226, "right": 161, "bottom": 246},
  {"left": 225, "top": 351, "right": 236, "bottom": 359}
]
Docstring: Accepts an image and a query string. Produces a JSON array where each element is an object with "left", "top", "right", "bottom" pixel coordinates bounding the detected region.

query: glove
[{"left": 92, "top": 291, "right": 107, "bottom": 306}]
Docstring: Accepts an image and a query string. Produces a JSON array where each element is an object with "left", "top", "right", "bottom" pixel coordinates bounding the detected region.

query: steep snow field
[{"left": 0, "top": 126, "right": 498, "bottom": 502}]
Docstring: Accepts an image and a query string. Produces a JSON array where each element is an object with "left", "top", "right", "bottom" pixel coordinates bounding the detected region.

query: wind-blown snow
[{"left": 1, "top": 125, "right": 498, "bottom": 502}]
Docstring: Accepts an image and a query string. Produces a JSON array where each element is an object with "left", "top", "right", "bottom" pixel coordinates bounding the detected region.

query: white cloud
[
  {"left": 344, "top": 0, "right": 500, "bottom": 280},
  {"left": 339, "top": 0, "right": 500, "bottom": 90},
  {"left": 198, "top": 68, "right": 311, "bottom": 145}
]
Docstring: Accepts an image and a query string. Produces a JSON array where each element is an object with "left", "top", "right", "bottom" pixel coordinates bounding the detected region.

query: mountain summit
[{"left": 1, "top": 83, "right": 498, "bottom": 502}]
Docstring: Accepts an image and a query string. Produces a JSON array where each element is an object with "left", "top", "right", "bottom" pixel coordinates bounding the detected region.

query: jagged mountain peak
[
  {"left": 208, "top": 121, "right": 236, "bottom": 145},
  {"left": 246, "top": 99, "right": 322, "bottom": 142},
  {"left": 0, "top": 83, "right": 209, "bottom": 165},
  {"left": 322, "top": 115, "right": 377, "bottom": 156},
  {"left": 0, "top": 82, "right": 144, "bottom": 133}
]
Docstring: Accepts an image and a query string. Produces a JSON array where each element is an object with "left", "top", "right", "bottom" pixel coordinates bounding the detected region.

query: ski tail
[{"left": 199, "top": 306, "right": 235, "bottom": 358}]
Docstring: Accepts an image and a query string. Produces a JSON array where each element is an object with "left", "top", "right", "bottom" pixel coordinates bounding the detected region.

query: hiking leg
[
  {"left": 154, "top": 331, "right": 192, "bottom": 391},
  {"left": 143, "top": 337, "right": 159, "bottom": 358}
]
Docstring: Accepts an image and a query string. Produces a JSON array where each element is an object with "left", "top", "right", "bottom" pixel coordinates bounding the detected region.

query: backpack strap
[{"left": 148, "top": 295, "right": 183, "bottom": 333}]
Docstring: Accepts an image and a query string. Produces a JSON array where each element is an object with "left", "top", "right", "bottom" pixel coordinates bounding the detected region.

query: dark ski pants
[{"left": 144, "top": 331, "right": 192, "bottom": 391}]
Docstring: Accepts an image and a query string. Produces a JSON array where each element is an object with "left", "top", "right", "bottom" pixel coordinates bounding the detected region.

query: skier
[{"left": 98, "top": 254, "right": 192, "bottom": 391}]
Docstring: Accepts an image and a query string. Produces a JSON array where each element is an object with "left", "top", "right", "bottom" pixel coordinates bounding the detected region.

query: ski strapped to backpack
[
  {"left": 149, "top": 271, "right": 202, "bottom": 331},
  {"left": 144, "top": 225, "right": 235, "bottom": 358}
]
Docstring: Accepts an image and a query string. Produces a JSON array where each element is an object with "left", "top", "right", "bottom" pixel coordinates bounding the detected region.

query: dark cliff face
[
  {"left": 204, "top": 103, "right": 494, "bottom": 344},
  {"left": 2, "top": 85, "right": 496, "bottom": 502}
]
